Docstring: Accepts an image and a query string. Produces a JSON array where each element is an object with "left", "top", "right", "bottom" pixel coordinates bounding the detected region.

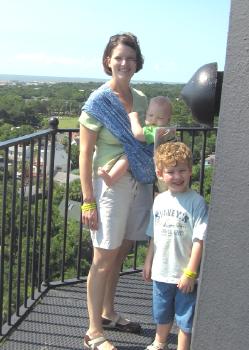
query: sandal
[
  {"left": 102, "top": 314, "right": 141, "bottom": 334},
  {"left": 83, "top": 334, "right": 117, "bottom": 350},
  {"left": 146, "top": 341, "right": 168, "bottom": 350}
]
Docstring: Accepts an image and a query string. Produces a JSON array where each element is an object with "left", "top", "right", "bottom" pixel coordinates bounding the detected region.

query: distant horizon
[{"left": 0, "top": 73, "right": 185, "bottom": 85}]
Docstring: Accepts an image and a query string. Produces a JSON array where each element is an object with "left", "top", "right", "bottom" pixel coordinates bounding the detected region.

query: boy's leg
[
  {"left": 147, "top": 282, "right": 175, "bottom": 349},
  {"left": 155, "top": 323, "right": 172, "bottom": 343},
  {"left": 146, "top": 323, "right": 172, "bottom": 350},
  {"left": 175, "top": 285, "right": 197, "bottom": 350},
  {"left": 177, "top": 329, "right": 191, "bottom": 350}
]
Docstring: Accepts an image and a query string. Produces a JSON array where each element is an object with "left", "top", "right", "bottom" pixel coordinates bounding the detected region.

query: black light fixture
[{"left": 181, "top": 62, "right": 223, "bottom": 127}]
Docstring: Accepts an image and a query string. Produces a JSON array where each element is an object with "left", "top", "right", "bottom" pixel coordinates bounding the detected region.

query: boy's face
[
  {"left": 156, "top": 160, "right": 192, "bottom": 193},
  {"left": 146, "top": 101, "right": 172, "bottom": 126}
]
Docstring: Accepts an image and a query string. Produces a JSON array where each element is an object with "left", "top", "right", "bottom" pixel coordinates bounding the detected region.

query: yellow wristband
[
  {"left": 183, "top": 268, "right": 197, "bottom": 279},
  {"left": 81, "top": 202, "right": 97, "bottom": 212}
]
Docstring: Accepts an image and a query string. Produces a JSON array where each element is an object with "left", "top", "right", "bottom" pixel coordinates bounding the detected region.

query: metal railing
[{"left": 0, "top": 118, "right": 217, "bottom": 340}]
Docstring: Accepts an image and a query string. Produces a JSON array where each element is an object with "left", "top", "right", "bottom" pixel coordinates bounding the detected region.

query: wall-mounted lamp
[{"left": 181, "top": 62, "right": 223, "bottom": 127}]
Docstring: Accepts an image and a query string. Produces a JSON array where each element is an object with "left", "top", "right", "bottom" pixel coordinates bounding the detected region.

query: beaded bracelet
[
  {"left": 183, "top": 268, "right": 197, "bottom": 279},
  {"left": 81, "top": 202, "right": 97, "bottom": 212}
]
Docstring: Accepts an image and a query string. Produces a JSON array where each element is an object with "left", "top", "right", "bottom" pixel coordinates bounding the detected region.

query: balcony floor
[{"left": 1, "top": 272, "right": 178, "bottom": 350}]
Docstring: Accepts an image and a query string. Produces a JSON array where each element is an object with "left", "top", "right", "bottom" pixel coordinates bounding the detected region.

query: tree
[
  {"left": 70, "top": 144, "right": 79, "bottom": 170},
  {"left": 69, "top": 179, "right": 81, "bottom": 202}
]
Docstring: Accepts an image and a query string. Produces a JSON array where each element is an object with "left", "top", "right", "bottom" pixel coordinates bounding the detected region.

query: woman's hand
[{"left": 82, "top": 205, "right": 98, "bottom": 231}]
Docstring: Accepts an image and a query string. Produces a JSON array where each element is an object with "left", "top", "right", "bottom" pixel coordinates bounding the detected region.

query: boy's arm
[
  {"left": 128, "top": 112, "right": 146, "bottom": 142},
  {"left": 186, "top": 239, "right": 203, "bottom": 273},
  {"left": 177, "top": 239, "right": 203, "bottom": 293},
  {"left": 142, "top": 238, "right": 154, "bottom": 282}
]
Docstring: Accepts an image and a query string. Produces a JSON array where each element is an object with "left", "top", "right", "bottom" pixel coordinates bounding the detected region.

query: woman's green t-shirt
[{"left": 79, "top": 87, "right": 148, "bottom": 175}]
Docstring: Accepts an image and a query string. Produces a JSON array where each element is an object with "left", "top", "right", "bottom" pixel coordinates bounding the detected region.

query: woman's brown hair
[{"left": 102, "top": 32, "right": 144, "bottom": 76}]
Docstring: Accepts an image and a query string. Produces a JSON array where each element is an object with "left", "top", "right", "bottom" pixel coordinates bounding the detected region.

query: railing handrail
[
  {"left": 0, "top": 128, "right": 54, "bottom": 149},
  {"left": 0, "top": 120, "right": 217, "bottom": 341}
]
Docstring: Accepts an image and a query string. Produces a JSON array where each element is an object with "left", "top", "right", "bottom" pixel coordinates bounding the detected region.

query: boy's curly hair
[{"left": 155, "top": 142, "right": 193, "bottom": 171}]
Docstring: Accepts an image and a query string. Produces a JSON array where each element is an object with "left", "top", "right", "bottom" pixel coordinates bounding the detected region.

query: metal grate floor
[{"left": 0, "top": 273, "right": 178, "bottom": 350}]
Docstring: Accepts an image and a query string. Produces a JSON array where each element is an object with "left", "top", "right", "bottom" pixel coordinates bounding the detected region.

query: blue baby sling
[{"left": 82, "top": 85, "right": 155, "bottom": 184}]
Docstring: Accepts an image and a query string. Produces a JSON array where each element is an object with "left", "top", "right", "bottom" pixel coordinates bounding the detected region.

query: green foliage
[
  {"left": 0, "top": 80, "right": 212, "bottom": 141},
  {"left": 53, "top": 182, "right": 65, "bottom": 205},
  {"left": 191, "top": 163, "right": 214, "bottom": 204},
  {"left": 0, "top": 82, "right": 102, "bottom": 132},
  {"left": 122, "top": 242, "right": 149, "bottom": 270},
  {"left": 202, "top": 166, "right": 214, "bottom": 204},
  {"left": 69, "top": 179, "right": 81, "bottom": 202},
  {"left": 70, "top": 144, "right": 80, "bottom": 170},
  {"left": 0, "top": 122, "right": 35, "bottom": 141},
  {"left": 57, "top": 117, "right": 79, "bottom": 129}
]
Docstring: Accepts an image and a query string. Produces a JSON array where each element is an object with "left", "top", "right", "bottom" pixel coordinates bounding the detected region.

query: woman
[{"left": 79, "top": 33, "right": 154, "bottom": 350}]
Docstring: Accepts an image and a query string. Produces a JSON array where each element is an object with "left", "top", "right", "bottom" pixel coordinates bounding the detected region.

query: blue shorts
[{"left": 153, "top": 281, "right": 197, "bottom": 333}]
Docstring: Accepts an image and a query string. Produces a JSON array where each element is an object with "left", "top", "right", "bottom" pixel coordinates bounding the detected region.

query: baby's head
[{"left": 146, "top": 96, "right": 172, "bottom": 127}]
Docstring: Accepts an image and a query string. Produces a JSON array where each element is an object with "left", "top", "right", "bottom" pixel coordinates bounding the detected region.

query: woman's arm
[{"left": 79, "top": 124, "right": 98, "bottom": 229}]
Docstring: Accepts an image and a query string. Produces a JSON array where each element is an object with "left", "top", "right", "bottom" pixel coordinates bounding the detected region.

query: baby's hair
[
  {"left": 155, "top": 142, "right": 192, "bottom": 170},
  {"left": 150, "top": 95, "right": 171, "bottom": 105},
  {"left": 150, "top": 95, "right": 172, "bottom": 110}
]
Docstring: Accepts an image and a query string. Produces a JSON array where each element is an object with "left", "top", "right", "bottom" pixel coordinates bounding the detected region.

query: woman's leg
[
  {"left": 87, "top": 246, "right": 120, "bottom": 337},
  {"left": 102, "top": 239, "right": 133, "bottom": 319},
  {"left": 89, "top": 175, "right": 144, "bottom": 330}
]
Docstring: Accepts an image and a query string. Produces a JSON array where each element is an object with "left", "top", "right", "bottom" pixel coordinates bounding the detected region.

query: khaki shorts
[{"left": 91, "top": 172, "right": 153, "bottom": 249}]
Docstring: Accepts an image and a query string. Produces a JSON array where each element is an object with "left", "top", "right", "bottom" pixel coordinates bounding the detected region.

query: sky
[{"left": 0, "top": 0, "right": 231, "bottom": 83}]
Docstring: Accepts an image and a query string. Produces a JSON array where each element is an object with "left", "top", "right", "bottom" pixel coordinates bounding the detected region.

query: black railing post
[
  {"left": 199, "top": 129, "right": 208, "bottom": 196},
  {"left": 31, "top": 138, "right": 41, "bottom": 299},
  {"left": 43, "top": 117, "right": 59, "bottom": 286},
  {"left": 24, "top": 140, "right": 34, "bottom": 308},
  {"left": 0, "top": 149, "right": 9, "bottom": 334},
  {"left": 61, "top": 132, "right": 72, "bottom": 282},
  {"left": 7, "top": 145, "right": 18, "bottom": 324},
  {"left": 16, "top": 144, "right": 26, "bottom": 316},
  {"left": 133, "top": 241, "right": 138, "bottom": 270},
  {"left": 38, "top": 136, "right": 48, "bottom": 291}
]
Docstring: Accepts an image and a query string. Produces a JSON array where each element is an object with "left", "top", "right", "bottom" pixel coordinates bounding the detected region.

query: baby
[{"left": 98, "top": 96, "right": 172, "bottom": 187}]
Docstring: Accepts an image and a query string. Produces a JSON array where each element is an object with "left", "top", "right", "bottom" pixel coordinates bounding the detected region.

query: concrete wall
[{"left": 191, "top": 1, "right": 249, "bottom": 349}]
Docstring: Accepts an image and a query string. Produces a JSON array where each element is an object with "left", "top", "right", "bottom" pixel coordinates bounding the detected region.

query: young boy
[
  {"left": 143, "top": 142, "right": 208, "bottom": 350},
  {"left": 98, "top": 96, "right": 172, "bottom": 187}
]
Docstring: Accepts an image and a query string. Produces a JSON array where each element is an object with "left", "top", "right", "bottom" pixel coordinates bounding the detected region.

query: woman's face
[{"left": 107, "top": 44, "right": 137, "bottom": 82}]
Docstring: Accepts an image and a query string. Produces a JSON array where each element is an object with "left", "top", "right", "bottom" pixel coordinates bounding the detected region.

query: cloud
[
  {"left": 13, "top": 52, "right": 100, "bottom": 69},
  {"left": 0, "top": 51, "right": 103, "bottom": 77}
]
